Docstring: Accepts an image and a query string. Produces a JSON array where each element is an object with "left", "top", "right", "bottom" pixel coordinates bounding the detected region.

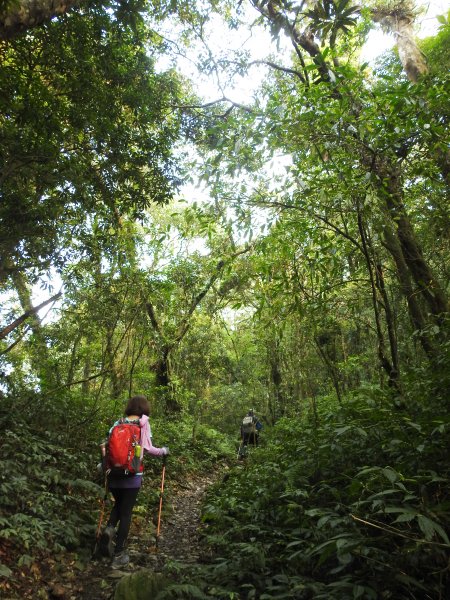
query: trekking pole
[
  {"left": 155, "top": 454, "right": 167, "bottom": 551},
  {"left": 93, "top": 474, "right": 108, "bottom": 557}
]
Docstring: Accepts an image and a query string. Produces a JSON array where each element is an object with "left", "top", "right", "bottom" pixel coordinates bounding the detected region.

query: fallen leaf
[{"left": 48, "top": 583, "right": 67, "bottom": 598}]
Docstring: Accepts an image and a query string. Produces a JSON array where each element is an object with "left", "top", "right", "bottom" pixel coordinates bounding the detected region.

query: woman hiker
[{"left": 99, "top": 394, "right": 169, "bottom": 569}]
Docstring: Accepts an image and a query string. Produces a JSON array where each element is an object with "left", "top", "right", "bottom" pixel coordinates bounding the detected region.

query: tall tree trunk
[
  {"left": 0, "top": 0, "right": 82, "bottom": 40},
  {"left": 374, "top": 158, "right": 448, "bottom": 319},
  {"left": 153, "top": 347, "right": 182, "bottom": 413},
  {"left": 370, "top": 3, "right": 450, "bottom": 185},
  {"left": 270, "top": 358, "right": 284, "bottom": 416},
  {"left": 128, "top": 334, "right": 146, "bottom": 398},
  {"left": 382, "top": 224, "right": 436, "bottom": 358},
  {"left": 267, "top": 333, "right": 286, "bottom": 418},
  {"left": 394, "top": 16, "right": 427, "bottom": 82},
  {"left": 371, "top": 10, "right": 427, "bottom": 83},
  {"left": 105, "top": 327, "right": 128, "bottom": 400},
  {"left": 154, "top": 347, "right": 171, "bottom": 388}
]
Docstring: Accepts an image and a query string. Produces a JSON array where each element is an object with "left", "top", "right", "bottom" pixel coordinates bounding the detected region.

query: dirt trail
[{"left": 73, "top": 469, "right": 220, "bottom": 600}]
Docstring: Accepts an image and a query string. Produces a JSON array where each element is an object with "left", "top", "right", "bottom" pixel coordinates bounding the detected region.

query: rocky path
[
  {"left": 73, "top": 469, "right": 221, "bottom": 600},
  {"left": 0, "top": 467, "right": 224, "bottom": 600}
]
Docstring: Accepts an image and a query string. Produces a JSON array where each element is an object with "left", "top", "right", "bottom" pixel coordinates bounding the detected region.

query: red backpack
[{"left": 106, "top": 419, "right": 144, "bottom": 476}]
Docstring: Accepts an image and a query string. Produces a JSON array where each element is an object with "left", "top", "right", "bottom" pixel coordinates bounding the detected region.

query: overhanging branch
[{"left": 0, "top": 291, "right": 62, "bottom": 340}]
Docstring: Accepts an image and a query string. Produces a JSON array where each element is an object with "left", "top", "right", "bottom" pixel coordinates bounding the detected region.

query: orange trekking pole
[
  {"left": 92, "top": 470, "right": 109, "bottom": 558},
  {"left": 155, "top": 455, "right": 167, "bottom": 550}
]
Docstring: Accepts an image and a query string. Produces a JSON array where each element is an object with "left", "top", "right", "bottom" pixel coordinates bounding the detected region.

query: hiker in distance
[
  {"left": 240, "top": 409, "right": 263, "bottom": 448},
  {"left": 99, "top": 394, "right": 169, "bottom": 569}
]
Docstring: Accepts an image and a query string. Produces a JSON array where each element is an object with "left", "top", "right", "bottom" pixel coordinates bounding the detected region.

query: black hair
[{"left": 125, "top": 395, "right": 150, "bottom": 417}]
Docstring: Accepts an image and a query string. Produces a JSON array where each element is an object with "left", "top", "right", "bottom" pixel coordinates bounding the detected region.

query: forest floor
[{"left": 1, "top": 466, "right": 227, "bottom": 600}]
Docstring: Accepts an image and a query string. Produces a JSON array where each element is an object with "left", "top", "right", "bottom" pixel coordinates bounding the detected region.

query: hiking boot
[
  {"left": 99, "top": 525, "right": 115, "bottom": 558},
  {"left": 111, "top": 550, "right": 129, "bottom": 570}
]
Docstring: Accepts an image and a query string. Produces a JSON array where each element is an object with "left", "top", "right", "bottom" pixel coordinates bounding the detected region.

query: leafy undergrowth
[
  {"left": 163, "top": 388, "right": 450, "bottom": 598},
  {"left": 2, "top": 375, "right": 449, "bottom": 599},
  {"left": 0, "top": 405, "right": 234, "bottom": 598}
]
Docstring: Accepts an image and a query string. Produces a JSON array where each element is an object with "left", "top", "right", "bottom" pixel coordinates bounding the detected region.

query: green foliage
[
  {"left": 0, "top": 391, "right": 234, "bottom": 574},
  {"left": 0, "top": 419, "right": 101, "bottom": 560},
  {"left": 0, "top": 2, "right": 449, "bottom": 597},
  {"left": 0, "top": 3, "right": 184, "bottom": 283},
  {"left": 305, "top": 0, "right": 361, "bottom": 42},
  {"left": 151, "top": 417, "right": 235, "bottom": 477},
  {"left": 114, "top": 570, "right": 173, "bottom": 600},
  {"left": 186, "top": 382, "right": 450, "bottom": 599},
  {"left": 420, "top": 20, "right": 450, "bottom": 76}
]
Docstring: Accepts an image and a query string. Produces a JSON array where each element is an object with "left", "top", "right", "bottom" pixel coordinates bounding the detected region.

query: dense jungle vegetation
[{"left": 0, "top": 0, "right": 449, "bottom": 598}]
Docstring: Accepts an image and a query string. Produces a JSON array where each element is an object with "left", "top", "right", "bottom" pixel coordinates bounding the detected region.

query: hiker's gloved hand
[{"left": 162, "top": 447, "right": 170, "bottom": 456}]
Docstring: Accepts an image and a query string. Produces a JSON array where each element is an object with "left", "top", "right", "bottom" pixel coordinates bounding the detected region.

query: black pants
[
  {"left": 107, "top": 487, "right": 140, "bottom": 553},
  {"left": 243, "top": 432, "right": 259, "bottom": 446}
]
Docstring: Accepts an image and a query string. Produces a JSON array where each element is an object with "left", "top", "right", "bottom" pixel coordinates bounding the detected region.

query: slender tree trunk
[
  {"left": 267, "top": 333, "right": 286, "bottom": 417},
  {"left": 66, "top": 333, "right": 81, "bottom": 387},
  {"left": 271, "top": 358, "right": 284, "bottom": 416},
  {"left": 0, "top": 290, "right": 61, "bottom": 341},
  {"left": 375, "top": 261, "right": 400, "bottom": 379},
  {"left": 357, "top": 206, "right": 401, "bottom": 390},
  {"left": 106, "top": 329, "right": 121, "bottom": 400},
  {"left": 314, "top": 337, "right": 343, "bottom": 404},
  {"left": 382, "top": 224, "right": 435, "bottom": 357},
  {"left": 82, "top": 351, "right": 92, "bottom": 396},
  {"left": 267, "top": 379, "right": 276, "bottom": 424},
  {"left": 310, "top": 393, "right": 319, "bottom": 427},
  {"left": 128, "top": 334, "right": 146, "bottom": 398},
  {"left": 11, "top": 271, "right": 57, "bottom": 391}
]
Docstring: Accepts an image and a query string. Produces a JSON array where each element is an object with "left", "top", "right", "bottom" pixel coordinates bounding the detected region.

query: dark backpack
[{"left": 106, "top": 419, "right": 143, "bottom": 476}]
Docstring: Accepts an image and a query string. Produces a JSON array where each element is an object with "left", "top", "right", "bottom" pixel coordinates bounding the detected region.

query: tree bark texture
[
  {"left": 270, "top": 356, "right": 285, "bottom": 416},
  {"left": 371, "top": 11, "right": 428, "bottom": 83},
  {"left": 374, "top": 158, "right": 448, "bottom": 319},
  {"left": 0, "top": 0, "right": 82, "bottom": 39},
  {"left": 382, "top": 224, "right": 435, "bottom": 357}
]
